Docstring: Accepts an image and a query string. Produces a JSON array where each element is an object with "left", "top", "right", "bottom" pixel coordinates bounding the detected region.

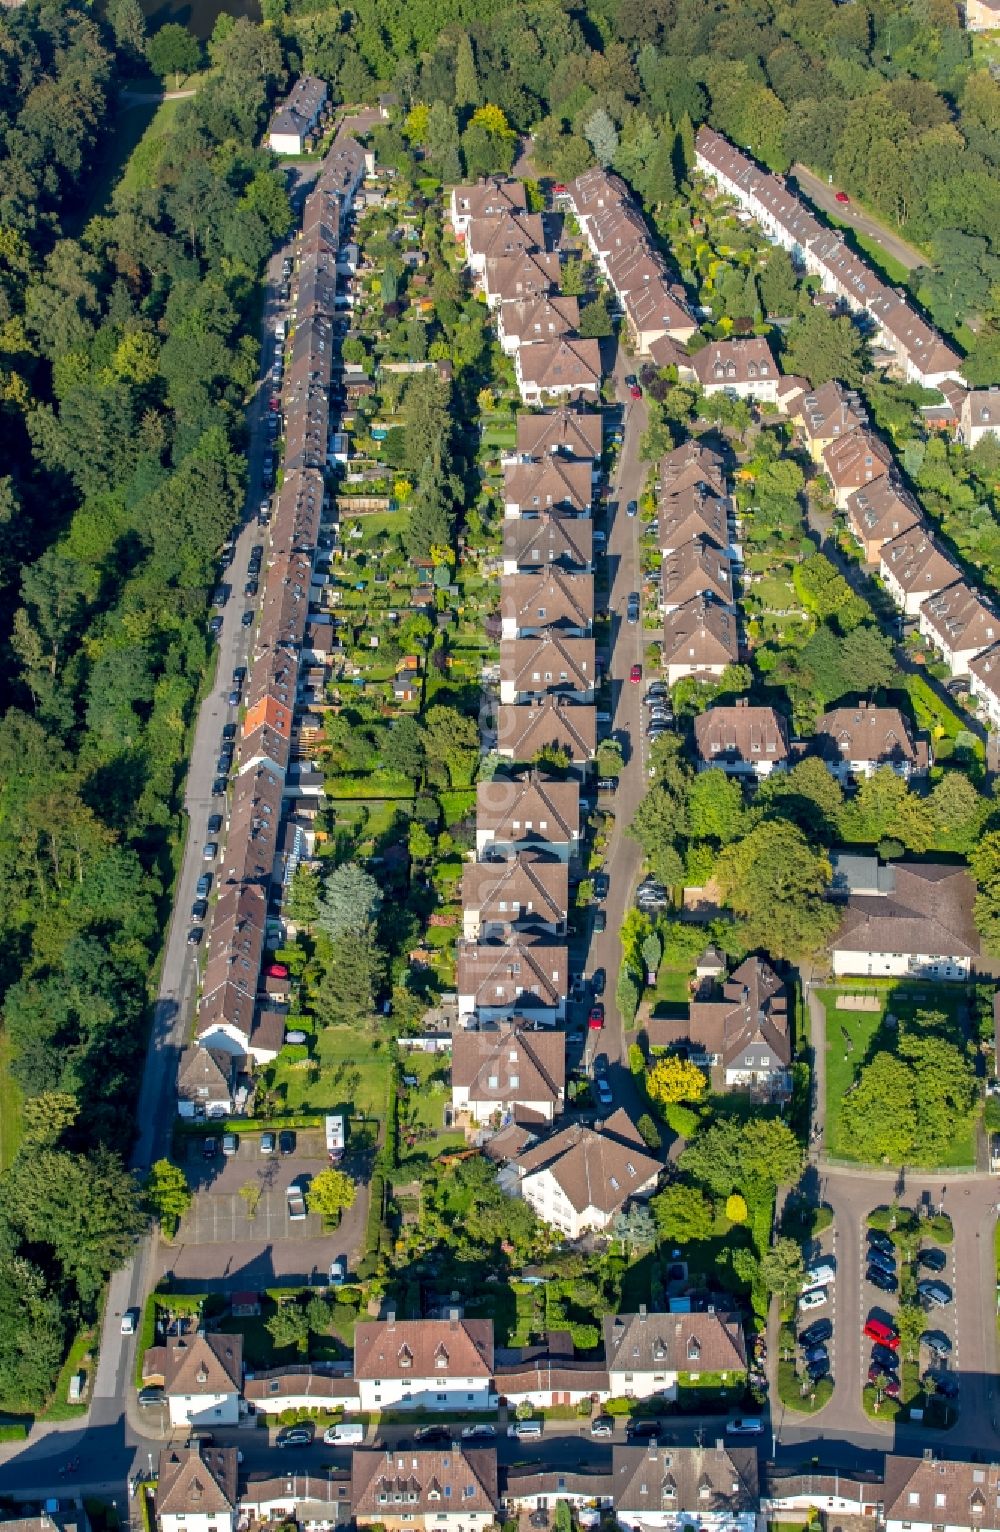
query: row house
[
  {"left": 502, "top": 511, "right": 594, "bottom": 574},
  {"left": 498, "top": 293, "right": 580, "bottom": 356},
  {"left": 792, "top": 380, "right": 867, "bottom": 461},
  {"left": 957, "top": 386, "right": 1000, "bottom": 447},
  {"left": 658, "top": 484, "right": 734, "bottom": 560},
  {"left": 457, "top": 933, "right": 569, "bottom": 1027},
  {"left": 604, "top": 1308, "right": 748, "bottom": 1399},
  {"left": 499, "top": 568, "right": 594, "bottom": 639},
  {"left": 498, "top": 633, "right": 596, "bottom": 704},
  {"left": 503, "top": 455, "right": 593, "bottom": 518},
  {"left": 695, "top": 124, "right": 964, "bottom": 387},
  {"left": 661, "top": 536, "right": 735, "bottom": 614},
  {"left": 466, "top": 211, "right": 547, "bottom": 276},
  {"left": 268, "top": 74, "right": 327, "bottom": 155},
  {"left": 461, "top": 853, "right": 569, "bottom": 941},
  {"left": 352, "top": 1446, "right": 499, "bottom": 1532},
  {"left": 846, "top": 477, "right": 921, "bottom": 563},
  {"left": 822, "top": 427, "right": 893, "bottom": 509},
  {"left": 185, "top": 132, "right": 365, "bottom": 1092},
  {"left": 969, "top": 641, "right": 1000, "bottom": 727},
  {"left": 919, "top": 581, "right": 1000, "bottom": 677},
  {"left": 449, "top": 177, "right": 527, "bottom": 239},
  {"left": 451, "top": 1020, "right": 566, "bottom": 1124},
  {"left": 515, "top": 336, "right": 602, "bottom": 405},
  {"left": 497, "top": 695, "right": 596, "bottom": 764},
  {"left": 354, "top": 1316, "right": 495, "bottom": 1413},
  {"left": 879, "top": 525, "right": 961, "bottom": 615},
  {"left": 659, "top": 437, "right": 727, "bottom": 494},
  {"left": 661, "top": 596, "right": 738, "bottom": 686},
  {"left": 475, "top": 772, "right": 581, "bottom": 863},
  {"left": 507, "top": 405, "right": 602, "bottom": 468},
  {"left": 613, "top": 1442, "right": 759, "bottom": 1532},
  {"left": 483, "top": 248, "right": 561, "bottom": 310}
]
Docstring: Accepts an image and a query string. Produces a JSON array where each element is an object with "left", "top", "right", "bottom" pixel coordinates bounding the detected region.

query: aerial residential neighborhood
[{"left": 5, "top": 4, "right": 1000, "bottom": 1532}]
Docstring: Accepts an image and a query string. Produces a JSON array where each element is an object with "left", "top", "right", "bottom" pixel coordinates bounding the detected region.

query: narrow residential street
[
  {"left": 790, "top": 162, "right": 926, "bottom": 273},
  {"left": 581, "top": 353, "right": 650, "bottom": 1109}
]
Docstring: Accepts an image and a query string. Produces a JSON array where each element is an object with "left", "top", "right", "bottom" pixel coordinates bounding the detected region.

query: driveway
[{"left": 790, "top": 163, "right": 926, "bottom": 272}]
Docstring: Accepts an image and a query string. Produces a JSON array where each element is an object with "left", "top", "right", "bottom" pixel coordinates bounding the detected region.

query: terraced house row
[
  {"left": 191, "top": 128, "right": 367, "bottom": 1073},
  {"left": 445, "top": 179, "right": 669, "bottom": 1238}
]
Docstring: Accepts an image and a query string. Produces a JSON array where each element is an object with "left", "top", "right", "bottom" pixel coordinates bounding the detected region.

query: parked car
[
  {"left": 726, "top": 1417, "right": 763, "bottom": 1436},
  {"left": 867, "top": 1230, "right": 894, "bottom": 1255},
  {"left": 868, "top": 1248, "right": 896, "bottom": 1276},
  {"left": 203, "top": 1136, "right": 218, "bottom": 1159},
  {"left": 260, "top": 1131, "right": 276, "bottom": 1155},
  {"left": 592, "top": 968, "right": 606, "bottom": 993},
  {"left": 120, "top": 1308, "right": 138, "bottom": 1336},
  {"left": 595, "top": 1078, "right": 614, "bottom": 1108},
  {"left": 414, "top": 1426, "right": 452, "bottom": 1445},
  {"left": 212, "top": 777, "right": 228, "bottom": 797},
  {"left": 591, "top": 1416, "right": 614, "bottom": 1438},
  {"left": 242, "top": 610, "right": 254, "bottom": 627},
  {"left": 922, "top": 1330, "right": 952, "bottom": 1358},
  {"left": 196, "top": 873, "right": 212, "bottom": 897},
  {"left": 461, "top": 1425, "right": 496, "bottom": 1440},
  {"left": 805, "top": 1357, "right": 830, "bottom": 1381},
  {"left": 630, "top": 663, "right": 642, "bottom": 684},
  {"left": 626, "top": 499, "right": 638, "bottom": 518},
  {"left": 279, "top": 1129, "right": 296, "bottom": 1155},
  {"left": 222, "top": 1132, "right": 238, "bottom": 1156},
  {"left": 594, "top": 910, "right": 607, "bottom": 934},
  {"left": 864, "top": 1318, "right": 899, "bottom": 1348},
  {"left": 871, "top": 1344, "right": 899, "bottom": 1372},
  {"left": 589, "top": 1003, "right": 605, "bottom": 1030},
  {"left": 630, "top": 383, "right": 642, "bottom": 399},
  {"left": 209, "top": 616, "right": 223, "bottom": 636},
  {"left": 798, "top": 1289, "right": 827, "bottom": 1312},
  {"left": 626, "top": 591, "right": 640, "bottom": 623},
  {"left": 207, "top": 814, "right": 223, "bottom": 835},
  {"left": 927, "top": 1371, "right": 959, "bottom": 1399},
  {"left": 919, "top": 1247, "right": 947, "bottom": 1272},
  {"left": 137, "top": 1386, "right": 165, "bottom": 1406},
  {"left": 804, "top": 1344, "right": 829, "bottom": 1366},
  {"left": 192, "top": 898, "right": 208, "bottom": 920},
  {"left": 627, "top": 1421, "right": 662, "bottom": 1441},
  {"left": 802, "top": 1262, "right": 836, "bottom": 1289},
  {"left": 835, "top": 190, "right": 850, "bottom": 203},
  {"left": 329, "top": 1256, "right": 347, "bottom": 1286},
  {"left": 593, "top": 873, "right": 609, "bottom": 899},
  {"left": 917, "top": 1279, "right": 953, "bottom": 1307},
  {"left": 203, "top": 842, "right": 218, "bottom": 861},
  {"left": 867, "top": 1267, "right": 898, "bottom": 1294},
  {"left": 276, "top": 1425, "right": 315, "bottom": 1448},
  {"left": 187, "top": 926, "right": 204, "bottom": 946},
  {"left": 800, "top": 1318, "right": 833, "bottom": 1347}
]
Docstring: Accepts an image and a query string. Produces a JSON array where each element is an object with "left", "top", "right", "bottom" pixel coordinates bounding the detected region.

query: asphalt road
[
  {"left": 581, "top": 354, "right": 649, "bottom": 1111},
  {"left": 790, "top": 163, "right": 926, "bottom": 274}
]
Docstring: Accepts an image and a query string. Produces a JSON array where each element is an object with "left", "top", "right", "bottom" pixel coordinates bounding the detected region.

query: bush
[
  {"left": 726, "top": 1194, "right": 747, "bottom": 1224},
  {"left": 0, "top": 1423, "right": 29, "bottom": 1442},
  {"left": 926, "top": 1213, "right": 954, "bottom": 1245},
  {"left": 663, "top": 1102, "right": 701, "bottom": 1137},
  {"left": 637, "top": 1113, "right": 662, "bottom": 1149}
]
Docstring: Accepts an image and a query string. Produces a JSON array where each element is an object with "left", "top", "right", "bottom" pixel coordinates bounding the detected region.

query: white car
[
  {"left": 121, "top": 1308, "right": 138, "bottom": 1336},
  {"left": 329, "top": 1256, "right": 347, "bottom": 1286},
  {"left": 803, "top": 1261, "right": 836, "bottom": 1289},
  {"left": 726, "top": 1416, "right": 763, "bottom": 1436},
  {"left": 798, "top": 1288, "right": 828, "bottom": 1312},
  {"left": 461, "top": 1424, "right": 496, "bottom": 1440}
]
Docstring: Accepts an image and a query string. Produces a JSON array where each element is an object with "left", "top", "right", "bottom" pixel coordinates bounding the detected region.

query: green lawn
[
  {"left": 0, "top": 1032, "right": 22, "bottom": 1173},
  {"left": 820, "top": 983, "right": 976, "bottom": 1166},
  {"left": 650, "top": 960, "right": 695, "bottom": 1015},
  {"left": 265, "top": 1028, "right": 393, "bottom": 1121}
]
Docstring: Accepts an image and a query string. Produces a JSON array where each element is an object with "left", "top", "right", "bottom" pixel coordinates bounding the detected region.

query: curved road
[{"left": 790, "top": 163, "right": 926, "bottom": 274}]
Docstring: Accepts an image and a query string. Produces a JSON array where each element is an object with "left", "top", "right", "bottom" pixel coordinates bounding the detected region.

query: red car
[
  {"left": 553, "top": 183, "right": 567, "bottom": 195},
  {"left": 630, "top": 383, "right": 642, "bottom": 399},
  {"left": 588, "top": 1003, "right": 605, "bottom": 1030},
  {"left": 630, "top": 663, "right": 642, "bottom": 684},
  {"left": 835, "top": 191, "right": 850, "bottom": 204},
  {"left": 864, "top": 1318, "right": 899, "bottom": 1348}
]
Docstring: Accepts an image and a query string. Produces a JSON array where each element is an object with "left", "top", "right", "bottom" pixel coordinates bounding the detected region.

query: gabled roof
[
  {"left": 882, "top": 1455, "right": 1000, "bottom": 1527},
  {"left": 145, "top": 1332, "right": 243, "bottom": 1395},
  {"left": 812, "top": 702, "right": 922, "bottom": 768},
  {"left": 502, "top": 512, "right": 593, "bottom": 572},
  {"left": 452, "top": 178, "right": 528, "bottom": 223},
  {"left": 920, "top": 581, "right": 1000, "bottom": 656},
  {"left": 661, "top": 597, "right": 738, "bottom": 668},
  {"left": 352, "top": 1447, "right": 499, "bottom": 1519},
  {"left": 354, "top": 1319, "right": 494, "bottom": 1380},
  {"left": 499, "top": 294, "right": 580, "bottom": 347},
  {"left": 514, "top": 1108, "right": 660, "bottom": 1215},
  {"left": 499, "top": 634, "right": 595, "bottom": 695},
  {"left": 176, "top": 1047, "right": 233, "bottom": 1105},
  {"left": 504, "top": 456, "right": 592, "bottom": 513},
  {"left": 603, "top": 1309, "right": 747, "bottom": 1375},
  {"left": 462, "top": 853, "right": 568, "bottom": 929},
  {"left": 659, "top": 439, "right": 726, "bottom": 492},
  {"left": 466, "top": 212, "right": 547, "bottom": 264},
  {"left": 517, "top": 337, "right": 602, "bottom": 393},
  {"left": 485, "top": 249, "right": 561, "bottom": 304},
  {"left": 846, "top": 477, "right": 921, "bottom": 547},
  {"left": 822, "top": 427, "right": 893, "bottom": 488},
  {"left": 475, "top": 771, "right": 580, "bottom": 843},
  {"left": 793, "top": 380, "right": 866, "bottom": 442},
  {"left": 612, "top": 1442, "right": 758, "bottom": 1514},
  {"left": 156, "top": 1446, "right": 239, "bottom": 1519},
  {"left": 452, "top": 1021, "right": 565, "bottom": 1107},
  {"left": 661, "top": 537, "right": 734, "bottom": 607},
  {"left": 269, "top": 75, "right": 326, "bottom": 140},
  {"left": 515, "top": 408, "right": 602, "bottom": 462},
  {"left": 693, "top": 702, "right": 789, "bottom": 768},
  {"left": 879, "top": 525, "right": 961, "bottom": 598},
  {"left": 497, "top": 698, "right": 596, "bottom": 762},
  {"left": 689, "top": 337, "right": 776, "bottom": 387},
  {"left": 969, "top": 639, "right": 1000, "bottom": 701},
  {"left": 500, "top": 569, "right": 594, "bottom": 633},
  {"left": 457, "top": 934, "right": 568, "bottom": 1010}
]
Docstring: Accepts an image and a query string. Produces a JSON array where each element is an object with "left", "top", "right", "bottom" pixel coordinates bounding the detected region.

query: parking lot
[{"left": 154, "top": 1128, "right": 370, "bottom": 1290}]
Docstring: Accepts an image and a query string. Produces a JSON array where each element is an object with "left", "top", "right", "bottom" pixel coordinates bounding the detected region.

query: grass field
[
  {"left": 265, "top": 1027, "right": 393, "bottom": 1121},
  {"left": 0, "top": 1032, "right": 22, "bottom": 1173},
  {"left": 819, "top": 983, "right": 976, "bottom": 1166}
]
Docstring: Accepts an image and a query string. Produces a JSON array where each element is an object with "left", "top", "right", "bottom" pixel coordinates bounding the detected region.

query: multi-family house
[
  {"left": 498, "top": 633, "right": 596, "bottom": 704},
  {"left": 515, "top": 337, "right": 602, "bottom": 405},
  {"left": 692, "top": 701, "right": 790, "bottom": 778},
  {"left": 176, "top": 1047, "right": 236, "bottom": 1119},
  {"left": 475, "top": 772, "right": 580, "bottom": 862},
  {"left": 604, "top": 1308, "right": 747, "bottom": 1399},
  {"left": 451, "top": 1021, "right": 566, "bottom": 1124},
  {"left": 919, "top": 581, "right": 1000, "bottom": 677},
  {"left": 498, "top": 295, "right": 581, "bottom": 356},
  {"left": 461, "top": 853, "right": 568, "bottom": 941},
  {"left": 883, "top": 1454, "right": 1000, "bottom": 1532},
  {"left": 483, "top": 249, "right": 561, "bottom": 310},
  {"left": 501, "top": 513, "right": 594, "bottom": 576},
  {"left": 511, "top": 406, "right": 602, "bottom": 466},
  {"left": 512, "top": 1108, "right": 660, "bottom": 1237},
  {"left": 156, "top": 1446, "right": 239, "bottom": 1532},
  {"left": 969, "top": 641, "right": 1000, "bottom": 727},
  {"left": 832, "top": 862, "right": 978, "bottom": 980},
  {"left": 240, "top": 1473, "right": 351, "bottom": 1527},
  {"left": 879, "top": 526, "right": 961, "bottom": 616},
  {"left": 647, "top": 957, "right": 792, "bottom": 1097},
  {"left": 503, "top": 457, "right": 593, "bottom": 518},
  {"left": 140, "top": 1331, "right": 243, "bottom": 1429},
  {"left": 661, "top": 597, "right": 739, "bottom": 685},
  {"left": 450, "top": 178, "right": 528, "bottom": 238},
  {"left": 352, "top": 1447, "right": 500, "bottom": 1532},
  {"left": 465, "top": 212, "right": 547, "bottom": 276},
  {"left": 613, "top": 1442, "right": 759, "bottom": 1532},
  {"left": 457, "top": 934, "right": 569, "bottom": 1025},
  {"left": 792, "top": 381, "right": 867, "bottom": 462},
  {"left": 822, "top": 428, "right": 893, "bottom": 509},
  {"left": 496, "top": 697, "right": 596, "bottom": 764},
  {"left": 845, "top": 479, "right": 921, "bottom": 564},
  {"left": 660, "top": 538, "right": 735, "bottom": 613},
  {"left": 353, "top": 1316, "right": 495, "bottom": 1413},
  {"left": 268, "top": 76, "right": 327, "bottom": 154},
  {"left": 499, "top": 569, "right": 594, "bottom": 640},
  {"left": 682, "top": 338, "right": 778, "bottom": 403},
  {"left": 811, "top": 702, "right": 928, "bottom": 780}
]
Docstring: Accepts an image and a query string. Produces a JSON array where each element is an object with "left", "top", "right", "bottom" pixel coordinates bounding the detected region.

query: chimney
[
  {"left": 449, "top": 1307, "right": 461, "bottom": 1328},
  {"left": 924, "top": 1448, "right": 934, "bottom": 1462},
  {"left": 386, "top": 1307, "right": 396, "bottom": 1329},
  {"left": 638, "top": 1305, "right": 647, "bottom": 1322},
  {"left": 715, "top": 1439, "right": 724, "bottom": 1452}
]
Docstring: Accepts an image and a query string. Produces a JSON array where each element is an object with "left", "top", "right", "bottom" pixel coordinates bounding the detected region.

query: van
[
  {"left": 274, "top": 318, "right": 286, "bottom": 340},
  {"left": 324, "top": 1420, "right": 364, "bottom": 1445},
  {"left": 510, "top": 1419, "right": 542, "bottom": 1439},
  {"left": 802, "top": 1262, "right": 836, "bottom": 1290}
]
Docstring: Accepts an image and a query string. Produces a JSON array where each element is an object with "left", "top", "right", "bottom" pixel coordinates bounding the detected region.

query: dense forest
[
  {"left": 270, "top": 0, "right": 1000, "bottom": 375},
  {"left": 0, "top": 2, "right": 291, "bottom": 1407}
]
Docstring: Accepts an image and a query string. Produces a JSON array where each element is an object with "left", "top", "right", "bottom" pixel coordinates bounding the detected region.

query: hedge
[{"left": 0, "top": 1422, "right": 29, "bottom": 1442}]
